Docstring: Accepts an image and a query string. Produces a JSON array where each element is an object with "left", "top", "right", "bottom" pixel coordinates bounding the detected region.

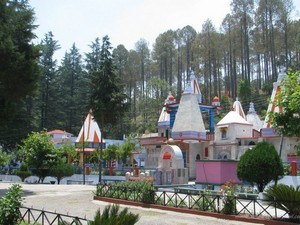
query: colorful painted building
[{"left": 141, "top": 69, "right": 299, "bottom": 185}]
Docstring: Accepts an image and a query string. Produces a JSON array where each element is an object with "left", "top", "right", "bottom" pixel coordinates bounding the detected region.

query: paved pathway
[{"left": 0, "top": 182, "right": 262, "bottom": 225}]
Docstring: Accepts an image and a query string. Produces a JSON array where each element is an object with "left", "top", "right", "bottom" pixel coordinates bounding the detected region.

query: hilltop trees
[{"left": 1, "top": 0, "right": 300, "bottom": 149}]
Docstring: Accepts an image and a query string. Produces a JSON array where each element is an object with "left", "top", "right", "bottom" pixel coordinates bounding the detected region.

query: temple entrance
[{"left": 156, "top": 144, "right": 188, "bottom": 185}]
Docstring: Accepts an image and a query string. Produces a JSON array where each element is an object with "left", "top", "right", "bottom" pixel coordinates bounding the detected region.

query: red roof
[{"left": 48, "top": 130, "right": 72, "bottom": 135}]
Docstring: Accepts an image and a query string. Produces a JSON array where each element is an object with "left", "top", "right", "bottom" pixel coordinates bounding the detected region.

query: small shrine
[
  {"left": 155, "top": 139, "right": 188, "bottom": 185},
  {"left": 75, "top": 110, "right": 105, "bottom": 166}
]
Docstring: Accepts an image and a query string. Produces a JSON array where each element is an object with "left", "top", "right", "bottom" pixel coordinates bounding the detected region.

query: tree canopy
[
  {"left": 1, "top": 0, "right": 300, "bottom": 148},
  {"left": 271, "top": 70, "right": 300, "bottom": 137},
  {"left": 18, "top": 131, "right": 58, "bottom": 182},
  {"left": 237, "top": 141, "right": 284, "bottom": 192},
  {"left": 0, "top": 0, "right": 40, "bottom": 149},
  {"left": 88, "top": 35, "right": 128, "bottom": 135}
]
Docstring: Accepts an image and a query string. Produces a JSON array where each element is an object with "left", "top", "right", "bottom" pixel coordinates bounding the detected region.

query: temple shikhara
[{"left": 140, "top": 69, "right": 299, "bottom": 186}]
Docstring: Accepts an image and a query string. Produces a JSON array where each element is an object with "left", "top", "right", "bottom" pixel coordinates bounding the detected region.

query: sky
[{"left": 29, "top": 0, "right": 300, "bottom": 62}]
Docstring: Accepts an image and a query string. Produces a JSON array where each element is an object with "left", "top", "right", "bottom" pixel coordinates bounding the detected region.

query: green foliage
[
  {"left": 38, "top": 31, "right": 61, "bottom": 130},
  {"left": 96, "top": 181, "right": 155, "bottom": 204},
  {"left": 59, "top": 142, "right": 78, "bottom": 163},
  {"left": 0, "top": 0, "right": 40, "bottom": 149},
  {"left": 88, "top": 35, "right": 128, "bottom": 137},
  {"left": 238, "top": 79, "right": 251, "bottom": 106},
  {"left": 266, "top": 184, "right": 300, "bottom": 217},
  {"left": 0, "top": 149, "right": 9, "bottom": 167},
  {"left": 271, "top": 70, "right": 300, "bottom": 137},
  {"left": 103, "top": 144, "right": 119, "bottom": 163},
  {"left": 88, "top": 204, "right": 139, "bottom": 225},
  {"left": 16, "top": 163, "right": 31, "bottom": 182},
  {"left": 50, "top": 158, "right": 74, "bottom": 184},
  {"left": 118, "top": 140, "right": 134, "bottom": 166},
  {"left": 0, "top": 184, "right": 22, "bottom": 225},
  {"left": 192, "top": 190, "right": 216, "bottom": 212},
  {"left": 18, "top": 131, "right": 58, "bottom": 182},
  {"left": 237, "top": 141, "right": 284, "bottom": 192},
  {"left": 220, "top": 180, "right": 237, "bottom": 214},
  {"left": 58, "top": 43, "right": 89, "bottom": 134}
]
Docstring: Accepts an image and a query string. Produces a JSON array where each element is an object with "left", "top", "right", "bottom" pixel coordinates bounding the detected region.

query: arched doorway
[{"left": 156, "top": 145, "right": 187, "bottom": 185}]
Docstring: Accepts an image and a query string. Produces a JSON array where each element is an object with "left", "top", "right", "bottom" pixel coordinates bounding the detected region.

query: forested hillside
[{"left": 0, "top": 0, "right": 299, "bottom": 150}]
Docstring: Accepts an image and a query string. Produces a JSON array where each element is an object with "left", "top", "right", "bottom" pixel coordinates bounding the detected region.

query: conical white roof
[
  {"left": 158, "top": 106, "right": 170, "bottom": 126},
  {"left": 263, "top": 69, "right": 286, "bottom": 128},
  {"left": 158, "top": 92, "right": 175, "bottom": 127},
  {"left": 232, "top": 98, "right": 245, "bottom": 118},
  {"left": 172, "top": 88, "right": 206, "bottom": 133},
  {"left": 75, "top": 110, "right": 104, "bottom": 143},
  {"left": 217, "top": 111, "right": 251, "bottom": 126},
  {"left": 246, "top": 102, "right": 263, "bottom": 131},
  {"left": 190, "top": 71, "right": 202, "bottom": 103}
]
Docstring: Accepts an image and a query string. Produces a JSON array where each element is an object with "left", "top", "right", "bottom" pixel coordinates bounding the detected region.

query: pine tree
[
  {"left": 0, "top": 0, "right": 39, "bottom": 149},
  {"left": 38, "top": 31, "right": 60, "bottom": 130},
  {"left": 59, "top": 44, "right": 88, "bottom": 134},
  {"left": 88, "top": 35, "right": 128, "bottom": 138}
]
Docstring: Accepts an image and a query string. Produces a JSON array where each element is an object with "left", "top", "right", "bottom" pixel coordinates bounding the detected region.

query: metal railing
[
  {"left": 96, "top": 183, "right": 300, "bottom": 223},
  {"left": 19, "top": 206, "right": 89, "bottom": 225}
]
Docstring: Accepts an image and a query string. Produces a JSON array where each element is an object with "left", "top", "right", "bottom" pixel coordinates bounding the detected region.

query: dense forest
[{"left": 0, "top": 0, "right": 300, "bottom": 150}]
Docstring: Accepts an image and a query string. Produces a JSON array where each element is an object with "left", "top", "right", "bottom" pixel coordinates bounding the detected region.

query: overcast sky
[{"left": 29, "top": 0, "right": 300, "bottom": 61}]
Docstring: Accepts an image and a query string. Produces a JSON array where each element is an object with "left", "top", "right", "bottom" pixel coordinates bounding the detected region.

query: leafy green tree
[
  {"left": 271, "top": 70, "right": 300, "bottom": 137},
  {"left": 50, "top": 157, "right": 74, "bottom": 184},
  {"left": 0, "top": 184, "right": 22, "bottom": 225},
  {"left": 103, "top": 144, "right": 119, "bottom": 168},
  {"left": 238, "top": 79, "right": 251, "bottom": 106},
  {"left": 0, "top": 149, "right": 9, "bottom": 167},
  {"left": 18, "top": 131, "right": 58, "bottom": 182},
  {"left": 118, "top": 138, "right": 135, "bottom": 167},
  {"left": 16, "top": 163, "right": 31, "bottom": 182},
  {"left": 59, "top": 142, "right": 78, "bottom": 163},
  {"left": 237, "top": 141, "right": 284, "bottom": 192},
  {"left": 88, "top": 35, "right": 128, "bottom": 136}
]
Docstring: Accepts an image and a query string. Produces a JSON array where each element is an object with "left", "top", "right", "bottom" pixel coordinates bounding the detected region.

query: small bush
[
  {"left": 88, "top": 204, "right": 139, "bottom": 225},
  {"left": 221, "top": 180, "right": 237, "bottom": 215},
  {"left": 266, "top": 184, "right": 300, "bottom": 218},
  {"left": 0, "top": 184, "right": 23, "bottom": 225},
  {"left": 16, "top": 163, "right": 31, "bottom": 182},
  {"left": 96, "top": 181, "right": 155, "bottom": 204}
]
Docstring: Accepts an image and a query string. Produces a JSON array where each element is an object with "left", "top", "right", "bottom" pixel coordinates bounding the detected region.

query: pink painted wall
[{"left": 195, "top": 160, "right": 241, "bottom": 184}]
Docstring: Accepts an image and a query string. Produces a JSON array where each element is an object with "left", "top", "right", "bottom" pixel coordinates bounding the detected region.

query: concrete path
[{"left": 0, "top": 182, "right": 262, "bottom": 225}]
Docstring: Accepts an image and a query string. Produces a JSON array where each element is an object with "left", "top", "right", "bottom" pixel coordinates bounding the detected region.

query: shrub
[
  {"left": 0, "top": 184, "right": 22, "bottom": 225},
  {"left": 193, "top": 190, "right": 216, "bottom": 211},
  {"left": 88, "top": 204, "right": 139, "bottom": 225},
  {"left": 266, "top": 184, "right": 300, "bottom": 219},
  {"left": 96, "top": 181, "right": 155, "bottom": 204},
  {"left": 16, "top": 163, "right": 31, "bottom": 182},
  {"left": 50, "top": 158, "right": 74, "bottom": 184},
  {"left": 220, "top": 180, "right": 237, "bottom": 214},
  {"left": 237, "top": 141, "right": 284, "bottom": 192}
]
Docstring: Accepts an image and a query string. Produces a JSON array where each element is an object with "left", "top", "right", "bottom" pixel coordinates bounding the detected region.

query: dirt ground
[{"left": 0, "top": 182, "right": 263, "bottom": 225}]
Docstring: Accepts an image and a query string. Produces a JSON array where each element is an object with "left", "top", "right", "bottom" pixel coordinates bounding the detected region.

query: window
[
  {"left": 221, "top": 129, "right": 227, "bottom": 139},
  {"left": 219, "top": 126, "right": 228, "bottom": 139}
]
